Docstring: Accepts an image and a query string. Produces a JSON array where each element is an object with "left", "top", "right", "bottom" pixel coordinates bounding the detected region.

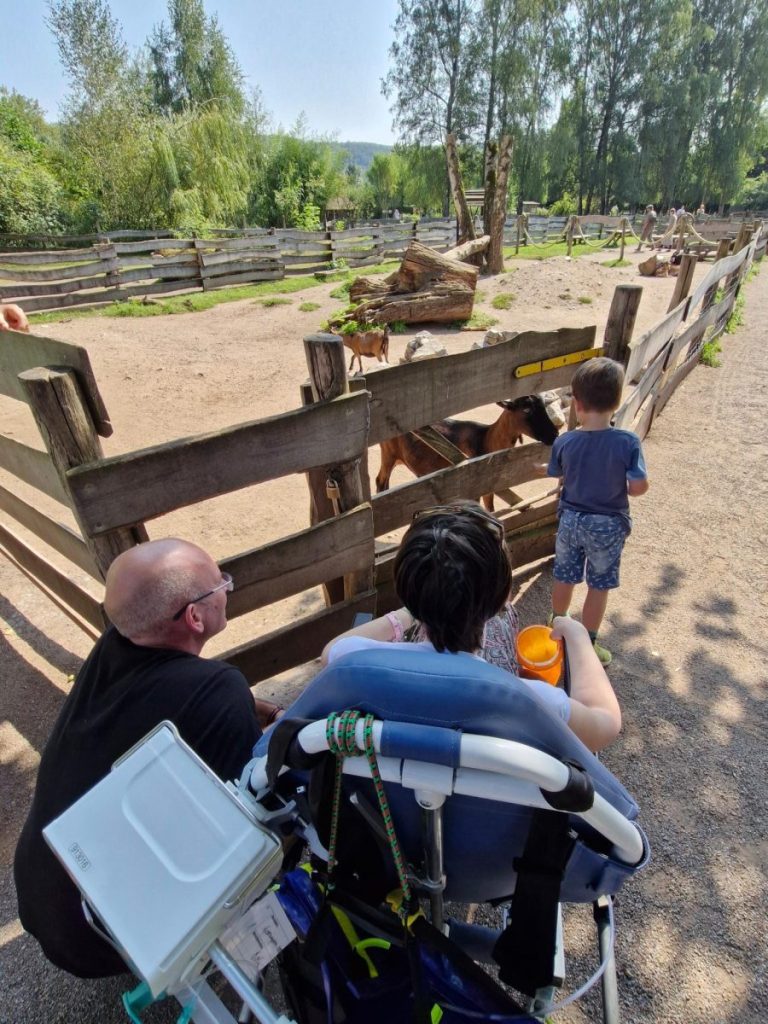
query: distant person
[
  {"left": 636, "top": 204, "right": 658, "bottom": 252},
  {"left": 393, "top": 207, "right": 401, "bottom": 222},
  {"left": 0, "top": 302, "right": 29, "bottom": 332},
  {"left": 543, "top": 358, "right": 649, "bottom": 666},
  {"left": 610, "top": 204, "right": 619, "bottom": 217},
  {"left": 696, "top": 203, "right": 706, "bottom": 220},
  {"left": 14, "top": 538, "right": 282, "bottom": 978},
  {"left": 676, "top": 204, "right": 686, "bottom": 217}
]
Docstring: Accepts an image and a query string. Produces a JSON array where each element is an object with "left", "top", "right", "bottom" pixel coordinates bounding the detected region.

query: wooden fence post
[
  {"left": 566, "top": 216, "right": 574, "bottom": 258},
  {"left": 18, "top": 367, "right": 147, "bottom": 580},
  {"left": 619, "top": 218, "right": 626, "bottom": 261},
  {"left": 667, "top": 252, "right": 697, "bottom": 314},
  {"left": 303, "top": 333, "right": 372, "bottom": 605},
  {"left": 515, "top": 215, "right": 522, "bottom": 255},
  {"left": 604, "top": 284, "right": 643, "bottom": 366}
]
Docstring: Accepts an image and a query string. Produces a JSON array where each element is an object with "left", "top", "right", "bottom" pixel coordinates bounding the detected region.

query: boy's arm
[{"left": 626, "top": 436, "right": 649, "bottom": 497}]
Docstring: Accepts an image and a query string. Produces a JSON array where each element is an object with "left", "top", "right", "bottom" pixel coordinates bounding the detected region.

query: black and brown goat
[{"left": 375, "top": 395, "right": 559, "bottom": 510}]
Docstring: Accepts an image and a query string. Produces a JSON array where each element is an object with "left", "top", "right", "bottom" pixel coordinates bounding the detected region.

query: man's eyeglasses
[
  {"left": 172, "top": 572, "right": 234, "bottom": 621},
  {"left": 412, "top": 504, "right": 505, "bottom": 542}
]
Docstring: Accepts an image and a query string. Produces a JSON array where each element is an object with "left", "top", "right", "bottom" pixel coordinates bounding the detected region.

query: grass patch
[
  {"left": 491, "top": 292, "right": 516, "bottom": 310},
  {"left": 503, "top": 241, "right": 591, "bottom": 261},
  {"left": 602, "top": 258, "right": 632, "bottom": 268},
  {"left": 299, "top": 301, "right": 320, "bottom": 312},
  {"left": 578, "top": 295, "right": 594, "bottom": 304},
  {"left": 455, "top": 310, "right": 499, "bottom": 330},
  {"left": 329, "top": 281, "right": 351, "bottom": 300},
  {"left": 258, "top": 296, "right": 292, "bottom": 307},
  {"left": 725, "top": 291, "right": 745, "bottom": 333},
  {"left": 700, "top": 336, "right": 722, "bottom": 367},
  {"left": 474, "top": 289, "right": 487, "bottom": 303},
  {"left": 390, "top": 320, "right": 408, "bottom": 334}
]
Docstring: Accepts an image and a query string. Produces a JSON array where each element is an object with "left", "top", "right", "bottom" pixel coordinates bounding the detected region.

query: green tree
[{"left": 149, "top": 0, "right": 246, "bottom": 114}]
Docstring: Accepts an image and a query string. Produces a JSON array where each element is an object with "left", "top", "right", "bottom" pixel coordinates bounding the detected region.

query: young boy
[{"left": 546, "top": 357, "right": 649, "bottom": 665}]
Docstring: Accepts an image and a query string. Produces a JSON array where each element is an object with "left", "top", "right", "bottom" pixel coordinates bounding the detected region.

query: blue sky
[{"left": 1, "top": 0, "right": 400, "bottom": 143}]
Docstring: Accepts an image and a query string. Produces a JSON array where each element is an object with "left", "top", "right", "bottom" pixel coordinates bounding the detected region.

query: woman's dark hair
[{"left": 394, "top": 504, "right": 512, "bottom": 653}]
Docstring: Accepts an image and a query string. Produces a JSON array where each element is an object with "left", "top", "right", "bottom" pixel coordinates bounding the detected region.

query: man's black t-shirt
[{"left": 14, "top": 627, "right": 261, "bottom": 978}]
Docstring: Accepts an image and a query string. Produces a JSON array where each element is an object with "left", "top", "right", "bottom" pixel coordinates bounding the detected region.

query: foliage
[
  {"left": 548, "top": 192, "right": 578, "bottom": 216},
  {"left": 456, "top": 310, "right": 499, "bottom": 329},
  {"left": 700, "top": 336, "right": 722, "bottom": 367},
  {"left": 389, "top": 320, "right": 408, "bottom": 333},
  {"left": 258, "top": 296, "right": 292, "bottom": 307},
  {"left": 725, "top": 291, "right": 745, "bottom": 332},
  {"left": 578, "top": 295, "right": 593, "bottom": 304},
  {"left": 491, "top": 292, "right": 516, "bottom": 309},
  {"left": 299, "top": 301, "right": 320, "bottom": 312}
]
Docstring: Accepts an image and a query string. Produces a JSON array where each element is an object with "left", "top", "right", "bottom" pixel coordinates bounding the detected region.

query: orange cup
[{"left": 516, "top": 625, "right": 563, "bottom": 686}]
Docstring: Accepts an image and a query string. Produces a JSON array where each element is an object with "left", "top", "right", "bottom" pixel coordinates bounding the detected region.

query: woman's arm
[
  {"left": 549, "top": 617, "right": 622, "bottom": 751},
  {"left": 320, "top": 607, "right": 415, "bottom": 667}
]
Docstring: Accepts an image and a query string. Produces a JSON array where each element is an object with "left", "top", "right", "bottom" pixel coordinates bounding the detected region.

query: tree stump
[{"left": 348, "top": 239, "right": 479, "bottom": 324}]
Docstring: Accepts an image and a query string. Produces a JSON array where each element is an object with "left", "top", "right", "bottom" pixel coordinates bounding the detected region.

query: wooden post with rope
[
  {"left": 619, "top": 218, "right": 627, "bottom": 261},
  {"left": 667, "top": 253, "right": 698, "bottom": 313}
]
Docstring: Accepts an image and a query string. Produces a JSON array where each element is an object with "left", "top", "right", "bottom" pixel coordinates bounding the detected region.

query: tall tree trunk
[
  {"left": 486, "top": 135, "right": 513, "bottom": 274},
  {"left": 445, "top": 133, "right": 476, "bottom": 242}
]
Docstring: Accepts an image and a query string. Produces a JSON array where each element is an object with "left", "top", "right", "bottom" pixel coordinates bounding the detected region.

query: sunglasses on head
[
  {"left": 171, "top": 572, "right": 234, "bottom": 621},
  {"left": 412, "top": 504, "right": 505, "bottom": 542}
]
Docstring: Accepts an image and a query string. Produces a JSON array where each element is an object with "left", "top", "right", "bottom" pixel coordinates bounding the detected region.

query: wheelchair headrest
[{"left": 258, "top": 647, "right": 637, "bottom": 819}]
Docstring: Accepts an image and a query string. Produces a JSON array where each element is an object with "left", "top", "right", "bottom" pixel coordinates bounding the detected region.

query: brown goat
[
  {"left": 338, "top": 326, "right": 390, "bottom": 373},
  {"left": 375, "top": 395, "right": 560, "bottom": 510}
]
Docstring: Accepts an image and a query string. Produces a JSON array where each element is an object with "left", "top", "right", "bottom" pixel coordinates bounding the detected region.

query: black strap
[
  {"left": 492, "top": 809, "right": 575, "bottom": 996},
  {"left": 265, "top": 716, "right": 323, "bottom": 787}
]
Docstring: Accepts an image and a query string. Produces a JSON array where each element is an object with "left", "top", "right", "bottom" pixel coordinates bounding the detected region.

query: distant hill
[{"left": 332, "top": 141, "right": 392, "bottom": 172}]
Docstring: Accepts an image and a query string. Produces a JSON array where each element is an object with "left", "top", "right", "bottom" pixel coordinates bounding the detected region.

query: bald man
[
  {"left": 14, "top": 539, "right": 274, "bottom": 978},
  {"left": 0, "top": 302, "right": 30, "bottom": 332}
]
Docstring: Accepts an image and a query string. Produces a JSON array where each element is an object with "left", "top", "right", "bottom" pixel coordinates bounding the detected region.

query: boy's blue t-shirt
[{"left": 547, "top": 427, "right": 647, "bottom": 516}]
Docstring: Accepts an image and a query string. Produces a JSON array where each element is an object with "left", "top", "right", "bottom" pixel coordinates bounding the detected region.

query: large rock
[
  {"left": 401, "top": 331, "right": 448, "bottom": 363},
  {"left": 479, "top": 328, "right": 520, "bottom": 347}
]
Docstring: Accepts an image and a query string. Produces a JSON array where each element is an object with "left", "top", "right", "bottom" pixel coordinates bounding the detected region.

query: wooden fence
[
  {"left": 3, "top": 214, "right": 762, "bottom": 313},
  {"left": 0, "top": 227, "right": 763, "bottom": 684}
]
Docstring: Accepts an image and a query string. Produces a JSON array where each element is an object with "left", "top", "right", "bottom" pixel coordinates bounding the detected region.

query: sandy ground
[{"left": 1, "top": 249, "right": 766, "bottom": 1022}]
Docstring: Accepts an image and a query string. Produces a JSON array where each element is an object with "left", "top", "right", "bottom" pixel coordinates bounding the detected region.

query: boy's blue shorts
[{"left": 554, "top": 509, "right": 631, "bottom": 590}]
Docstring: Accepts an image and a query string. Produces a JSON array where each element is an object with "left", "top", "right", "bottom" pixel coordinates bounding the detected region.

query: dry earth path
[{"left": 1, "top": 265, "right": 766, "bottom": 1023}]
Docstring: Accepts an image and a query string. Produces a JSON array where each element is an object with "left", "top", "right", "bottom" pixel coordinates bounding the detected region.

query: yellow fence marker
[{"left": 514, "top": 346, "right": 604, "bottom": 379}]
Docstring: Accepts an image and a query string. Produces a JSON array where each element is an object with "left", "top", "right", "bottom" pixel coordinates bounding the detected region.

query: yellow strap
[{"left": 514, "top": 346, "right": 603, "bottom": 379}]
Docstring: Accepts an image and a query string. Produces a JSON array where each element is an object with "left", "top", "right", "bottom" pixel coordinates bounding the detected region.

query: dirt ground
[{"left": 1, "top": 248, "right": 766, "bottom": 1023}]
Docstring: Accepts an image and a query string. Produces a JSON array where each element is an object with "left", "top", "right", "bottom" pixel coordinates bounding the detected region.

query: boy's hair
[
  {"left": 394, "top": 502, "right": 511, "bottom": 654},
  {"left": 571, "top": 357, "right": 624, "bottom": 413}
]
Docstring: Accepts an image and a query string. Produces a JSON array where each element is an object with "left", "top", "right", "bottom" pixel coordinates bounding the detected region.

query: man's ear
[{"left": 184, "top": 603, "right": 206, "bottom": 635}]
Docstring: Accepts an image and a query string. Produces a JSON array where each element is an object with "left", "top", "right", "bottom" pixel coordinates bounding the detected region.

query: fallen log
[{"left": 348, "top": 239, "right": 479, "bottom": 324}]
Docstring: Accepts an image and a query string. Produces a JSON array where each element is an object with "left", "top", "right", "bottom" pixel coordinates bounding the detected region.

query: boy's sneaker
[{"left": 592, "top": 640, "right": 613, "bottom": 667}]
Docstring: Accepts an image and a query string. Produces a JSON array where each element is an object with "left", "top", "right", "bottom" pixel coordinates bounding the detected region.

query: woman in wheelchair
[{"left": 322, "top": 501, "right": 622, "bottom": 752}]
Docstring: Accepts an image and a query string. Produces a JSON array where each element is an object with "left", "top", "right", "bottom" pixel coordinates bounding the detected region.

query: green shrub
[
  {"left": 456, "top": 310, "right": 499, "bottom": 330},
  {"left": 299, "top": 301, "right": 320, "bottom": 312},
  {"left": 700, "top": 337, "right": 722, "bottom": 367},
  {"left": 491, "top": 292, "right": 516, "bottom": 309},
  {"left": 389, "top": 320, "right": 407, "bottom": 334},
  {"left": 578, "top": 295, "right": 593, "bottom": 304},
  {"left": 329, "top": 281, "right": 351, "bottom": 299}
]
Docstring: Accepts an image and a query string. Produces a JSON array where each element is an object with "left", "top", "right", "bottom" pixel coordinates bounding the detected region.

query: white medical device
[{"left": 43, "top": 721, "right": 283, "bottom": 998}]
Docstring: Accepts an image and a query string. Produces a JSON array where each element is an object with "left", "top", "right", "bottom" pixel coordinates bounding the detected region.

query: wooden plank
[
  {"left": 0, "top": 247, "right": 97, "bottom": 264},
  {"left": 274, "top": 229, "right": 331, "bottom": 242},
  {"left": 201, "top": 269, "right": 283, "bottom": 290},
  {"left": 3, "top": 271, "right": 118, "bottom": 298},
  {"left": 220, "top": 589, "right": 378, "bottom": 685},
  {"left": 223, "top": 506, "right": 374, "bottom": 616},
  {"left": 200, "top": 249, "right": 282, "bottom": 269},
  {"left": 17, "top": 279, "right": 197, "bottom": 313},
  {"left": 625, "top": 304, "right": 687, "bottom": 383},
  {"left": 686, "top": 247, "right": 751, "bottom": 313},
  {"left": 506, "top": 526, "right": 556, "bottom": 569},
  {"left": 371, "top": 443, "right": 551, "bottom": 536},
  {"left": 0, "top": 259, "right": 103, "bottom": 282},
  {"left": 0, "top": 329, "right": 112, "bottom": 436},
  {"left": 0, "top": 436, "right": 69, "bottom": 503},
  {"left": 280, "top": 253, "right": 331, "bottom": 267},
  {"left": 0, "top": 521, "right": 104, "bottom": 632},
  {"left": 653, "top": 347, "right": 701, "bottom": 420},
  {"left": 364, "top": 327, "right": 597, "bottom": 445},
  {"left": 614, "top": 343, "right": 669, "bottom": 428},
  {"left": 67, "top": 390, "right": 371, "bottom": 536},
  {"left": 0, "top": 482, "right": 98, "bottom": 576},
  {"left": 109, "top": 238, "right": 197, "bottom": 255},
  {"left": 195, "top": 237, "right": 279, "bottom": 253}
]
